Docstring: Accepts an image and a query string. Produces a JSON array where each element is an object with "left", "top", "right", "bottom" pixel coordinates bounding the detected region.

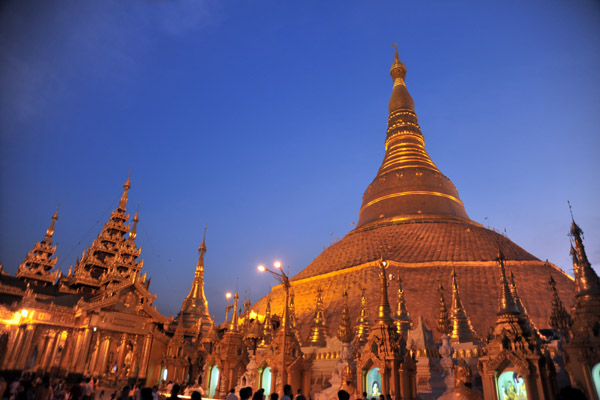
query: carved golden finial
[
  {"left": 450, "top": 267, "right": 478, "bottom": 343},
  {"left": 390, "top": 43, "right": 407, "bottom": 81},
  {"left": 437, "top": 278, "right": 452, "bottom": 336},
  {"left": 496, "top": 250, "right": 520, "bottom": 315},
  {"left": 395, "top": 275, "right": 413, "bottom": 337},
  {"left": 337, "top": 289, "right": 354, "bottom": 343},
  {"left": 355, "top": 287, "right": 371, "bottom": 347},
  {"left": 569, "top": 219, "right": 600, "bottom": 296},
  {"left": 307, "top": 288, "right": 328, "bottom": 347},
  {"left": 260, "top": 298, "right": 273, "bottom": 346},
  {"left": 376, "top": 258, "right": 394, "bottom": 325},
  {"left": 549, "top": 273, "right": 572, "bottom": 337},
  {"left": 44, "top": 204, "right": 60, "bottom": 244},
  {"left": 119, "top": 171, "right": 132, "bottom": 210},
  {"left": 199, "top": 224, "right": 207, "bottom": 253}
]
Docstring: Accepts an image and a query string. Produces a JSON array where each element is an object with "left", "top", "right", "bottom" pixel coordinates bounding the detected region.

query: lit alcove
[
  {"left": 496, "top": 370, "right": 527, "bottom": 400},
  {"left": 209, "top": 365, "right": 220, "bottom": 398},
  {"left": 366, "top": 368, "right": 382, "bottom": 398},
  {"left": 261, "top": 367, "right": 272, "bottom": 396},
  {"left": 592, "top": 362, "right": 600, "bottom": 400}
]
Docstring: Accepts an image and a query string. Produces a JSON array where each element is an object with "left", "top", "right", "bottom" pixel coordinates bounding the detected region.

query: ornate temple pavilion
[{"left": 251, "top": 49, "right": 575, "bottom": 346}]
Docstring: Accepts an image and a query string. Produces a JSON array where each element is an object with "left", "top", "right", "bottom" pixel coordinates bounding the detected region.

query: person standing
[{"left": 295, "top": 389, "right": 305, "bottom": 400}]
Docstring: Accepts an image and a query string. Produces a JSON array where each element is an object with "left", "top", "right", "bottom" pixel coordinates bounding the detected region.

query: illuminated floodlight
[
  {"left": 258, "top": 265, "right": 266, "bottom": 272},
  {"left": 226, "top": 292, "right": 232, "bottom": 299},
  {"left": 21, "top": 309, "right": 29, "bottom": 318},
  {"left": 273, "top": 261, "right": 282, "bottom": 269}
]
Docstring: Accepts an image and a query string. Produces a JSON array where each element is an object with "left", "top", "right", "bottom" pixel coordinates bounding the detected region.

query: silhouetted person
[
  {"left": 295, "top": 389, "right": 306, "bottom": 400},
  {"left": 141, "top": 388, "right": 153, "bottom": 400},
  {"left": 118, "top": 386, "right": 130, "bottom": 400},
  {"left": 191, "top": 391, "right": 201, "bottom": 400},
  {"left": 270, "top": 394, "right": 279, "bottom": 400},
  {"left": 337, "top": 390, "right": 350, "bottom": 400},
  {"left": 282, "top": 385, "right": 293, "bottom": 400},
  {"left": 240, "top": 387, "right": 252, "bottom": 400},
  {"left": 169, "top": 384, "right": 180, "bottom": 400},
  {"left": 557, "top": 386, "right": 587, "bottom": 400}
]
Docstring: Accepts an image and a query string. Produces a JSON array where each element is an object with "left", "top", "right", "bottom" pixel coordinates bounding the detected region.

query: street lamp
[
  {"left": 225, "top": 292, "right": 233, "bottom": 323},
  {"left": 258, "top": 261, "right": 291, "bottom": 392}
]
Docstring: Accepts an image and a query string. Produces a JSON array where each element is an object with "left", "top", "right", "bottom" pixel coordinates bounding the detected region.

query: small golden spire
[
  {"left": 549, "top": 273, "right": 572, "bottom": 336},
  {"left": 229, "top": 291, "right": 240, "bottom": 332},
  {"left": 307, "top": 288, "right": 328, "bottom": 347},
  {"left": 395, "top": 275, "right": 413, "bottom": 337},
  {"left": 119, "top": 171, "right": 132, "bottom": 210},
  {"left": 509, "top": 270, "right": 537, "bottom": 335},
  {"left": 355, "top": 287, "right": 371, "bottom": 347},
  {"left": 288, "top": 291, "right": 302, "bottom": 344},
  {"left": 496, "top": 250, "right": 520, "bottom": 315},
  {"left": 437, "top": 278, "right": 452, "bottom": 336},
  {"left": 376, "top": 258, "right": 394, "bottom": 325},
  {"left": 260, "top": 298, "right": 273, "bottom": 346},
  {"left": 44, "top": 204, "right": 60, "bottom": 244},
  {"left": 569, "top": 220, "right": 600, "bottom": 296},
  {"left": 450, "top": 267, "right": 478, "bottom": 343},
  {"left": 129, "top": 203, "right": 140, "bottom": 240},
  {"left": 337, "top": 289, "right": 354, "bottom": 343}
]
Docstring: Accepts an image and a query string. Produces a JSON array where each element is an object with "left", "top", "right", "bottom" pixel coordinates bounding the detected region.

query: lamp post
[
  {"left": 258, "top": 261, "right": 291, "bottom": 393},
  {"left": 225, "top": 292, "right": 233, "bottom": 323}
]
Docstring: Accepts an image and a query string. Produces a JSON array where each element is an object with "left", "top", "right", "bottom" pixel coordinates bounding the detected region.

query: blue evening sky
[{"left": 1, "top": 0, "right": 599, "bottom": 322}]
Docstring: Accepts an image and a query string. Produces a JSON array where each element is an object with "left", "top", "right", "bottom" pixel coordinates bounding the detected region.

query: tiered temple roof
[
  {"left": 16, "top": 206, "right": 61, "bottom": 286},
  {"left": 60, "top": 174, "right": 144, "bottom": 293}
]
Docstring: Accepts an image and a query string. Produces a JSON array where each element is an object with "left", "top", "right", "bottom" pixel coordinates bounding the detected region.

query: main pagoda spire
[
  {"left": 176, "top": 227, "right": 212, "bottom": 332},
  {"left": 357, "top": 48, "right": 470, "bottom": 228}
]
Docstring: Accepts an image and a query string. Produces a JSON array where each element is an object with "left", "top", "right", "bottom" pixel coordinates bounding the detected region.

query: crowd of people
[
  {"left": 0, "top": 374, "right": 163, "bottom": 400},
  {"left": 226, "top": 385, "right": 308, "bottom": 400}
]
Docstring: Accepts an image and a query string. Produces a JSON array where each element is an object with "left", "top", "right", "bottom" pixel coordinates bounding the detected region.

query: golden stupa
[{"left": 253, "top": 50, "right": 574, "bottom": 341}]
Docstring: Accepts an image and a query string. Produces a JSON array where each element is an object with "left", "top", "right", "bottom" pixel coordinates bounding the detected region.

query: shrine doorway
[{"left": 496, "top": 370, "right": 527, "bottom": 400}]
